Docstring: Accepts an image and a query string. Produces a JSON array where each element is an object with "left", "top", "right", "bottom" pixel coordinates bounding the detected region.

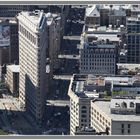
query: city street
[
  {"left": 44, "top": 105, "right": 70, "bottom": 135},
  {"left": 44, "top": 6, "right": 85, "bottom": 135},
  {"left": 0, "top": 93, "right": 43, "bottom": 135}
]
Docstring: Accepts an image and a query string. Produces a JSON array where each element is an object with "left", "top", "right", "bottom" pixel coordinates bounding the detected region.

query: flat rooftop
[
  {"left": 7, "top": 65, "right": 20, "bottom": 73},
  {"left": 71, "top": 75, "right": 105, "bottom": 98},
  {"left": 117, "top": 63, "right": 140, "bottom": 71},
  {"left": 105, "top": 76, "right": 133, "bottom": 85},
  {"left": 19, "top": 10, "right": 46, "bottom": 28},
  {"left": 83, "top": 43, "right": 116, "bottom": 49},
  {"left": 127, "top": 15, "right": 140, "bottom": 22},
  {"left": 87, "top": 26, "right": 122, "bottom": 33},
  {"left": 93, "top": 100, "right": 140, "bottom": 121},
  {"left": 86, "top": 33, "right": 120, "bottom": 42}
]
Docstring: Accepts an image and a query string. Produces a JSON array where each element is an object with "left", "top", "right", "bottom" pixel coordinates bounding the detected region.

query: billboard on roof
[{"left": 0, "top": 25, "right": 10, "bottom": 47}]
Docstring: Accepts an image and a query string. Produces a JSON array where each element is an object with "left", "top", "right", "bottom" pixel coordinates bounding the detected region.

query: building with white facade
[
  {"left": 68, "top": 74, "right": 107, "bottom": 135},
  {"left": 68, "top": 74, "right": 140, "bottom": 135},
  {"left": 91, "top": 98, "right": 140, "bottom": 135},
  {"left": 17, "top": 10, "right": 48, "bottom": 123}
]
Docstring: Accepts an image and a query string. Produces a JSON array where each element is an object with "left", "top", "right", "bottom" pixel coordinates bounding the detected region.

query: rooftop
[
  {"left": 71, "top": 75, "right": 105, "bottom": 99},
  {"left": 18, "top": 10, "right": 46, "bottom": 29},
  {"left": 85, "top": 5, "right": 100, "bottom": 17},
  {"left": 110, "top": 8, "right": 126, "bottom": 16},
  {"left": 87, "top": 26, "right": 123, "bottom": 33},
  {"left": 117, "top": 63, "right": 140, "bottom": 71},
  {"left": 93, "top": 100, "right": 140, "bottom": 121},
  {"left": 82, "top": 26, "right": 122, "bottom": 46},
  {"left": 99, "top": 4, "right": 131, "bottom": 10},
  {"left": 86, "top": 33, "right": 120, "bottom": 42},
  {"left": 127, "top": 15, "right": 140, "bottom": 22},
  {"left": 105, "top": 76, "right": 134, "bottom": 85},
  {"left": 82, "top": 42, "right": 116, "bottom": 49},
  {"left": 131, "top": 6, "right": 140, "bottom": 12},
  {"left": 7, "top": 65, "right": 20, "bottom": 73}
]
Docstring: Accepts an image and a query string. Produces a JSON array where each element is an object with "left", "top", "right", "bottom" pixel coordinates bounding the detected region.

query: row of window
[
  {"left": 81, "top": 66, "right": 115, "bottom": 70},
  {"left": 121, "top": 124, "right": 131, "bottom": 134},
  {"left": 82, "top": 55, "right": 115, "bottom": 58},
  {"left": 92, "top": 107, "right": 111, "bottom": 126},
  {"left": 19, "top": 24, "right": 37, "bottom": 45},
  {"left": 81, "top": 62, "right": 115, "bottom": 65},
  {"left": 81, "top": 59, "right": 115, "bottom": 62},
  {"left": 82, "top": 49, "right": 115, "bottom": 53}
]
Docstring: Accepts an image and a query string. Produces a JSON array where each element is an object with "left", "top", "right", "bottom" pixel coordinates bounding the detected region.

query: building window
[
  {"left": 122, "top": 124, "right": 124, "bottom": 129},
  {"left": 81, "top": 106, "right": 87, "bottom": 109},
  {"left": 82, "top": 110, "right": 87, "bottom": 113},
  {"left": 122, "top": 129, "right": 124, "bottom": 134},
  {"left": 128, "top": 129, "right": 130, "bottom": 134},
  {"left": 82, "top": 115, "right": 86, "bottom": 118},
  {"left": 128, "top": 124, "right": 131, "bottom": 129}
]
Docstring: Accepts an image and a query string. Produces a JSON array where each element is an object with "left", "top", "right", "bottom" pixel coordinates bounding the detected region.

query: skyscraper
[
  {"left": 126, "top": 15, "right": 140, "bottom": 63},
  {"left": 17, "top": 10, "right": 47, "bottom": 122}
]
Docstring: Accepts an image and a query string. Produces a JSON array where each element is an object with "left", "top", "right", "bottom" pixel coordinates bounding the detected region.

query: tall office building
[
  {"left": 126, "top": 15, "right": 140, "bottom": 63},
  {"left": 79, "top": 26, "right": 119, "bottom": 76},
  {"left": 17, "top": 10, "right": 47, "bottom": 122}
]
